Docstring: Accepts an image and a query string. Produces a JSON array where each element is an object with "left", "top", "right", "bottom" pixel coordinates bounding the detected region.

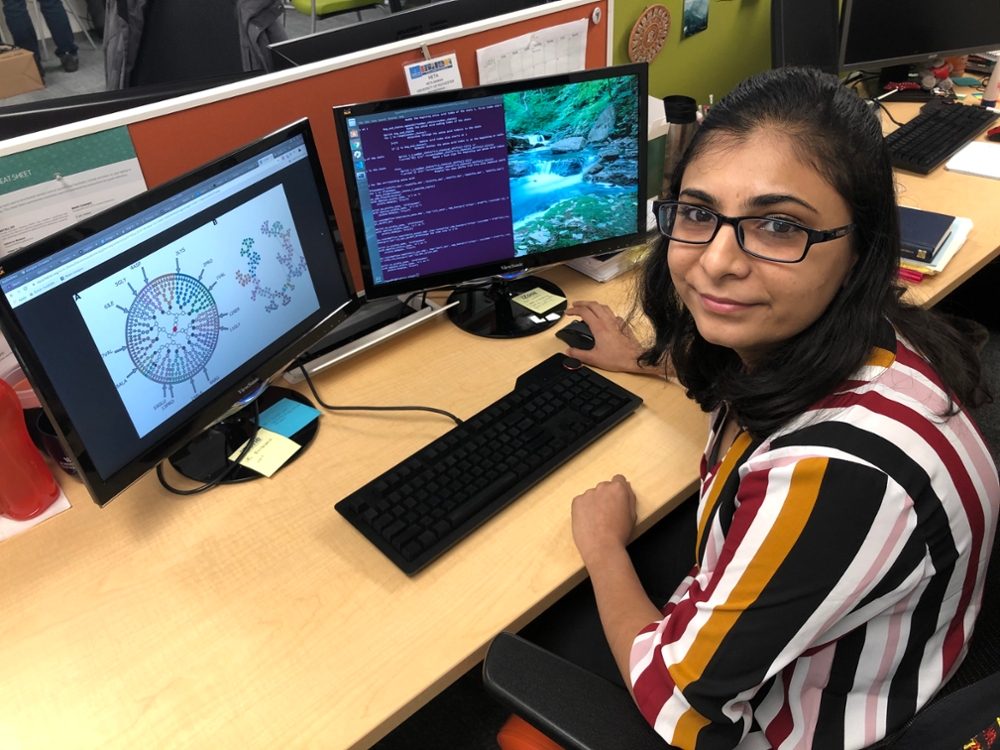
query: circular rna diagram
[{"left": 125, "top": 273, "right": 221, "bottom": 384}]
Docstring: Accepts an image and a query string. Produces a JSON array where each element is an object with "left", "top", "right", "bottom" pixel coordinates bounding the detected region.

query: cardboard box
[{"left": 0, "top": 47, "right": 44, "bottom": 100}]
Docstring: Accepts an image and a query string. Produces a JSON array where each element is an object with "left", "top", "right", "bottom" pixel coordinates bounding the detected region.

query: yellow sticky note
[
  {"left": 228, "top": 428, "right": 301, "bottom": 478},
  {"left": 511, "top": 287, "right": 567, "bottom": 314}
]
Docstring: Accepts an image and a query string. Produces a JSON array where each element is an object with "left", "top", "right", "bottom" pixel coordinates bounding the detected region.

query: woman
[{"left": 532, "top": 68, "right": 999, "bottom": 750}]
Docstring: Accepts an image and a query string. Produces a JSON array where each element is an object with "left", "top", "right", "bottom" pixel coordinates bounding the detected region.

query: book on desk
[
  {"left": 899, "top": 205, "right": 956, "bottom": 263},
  {"left": 897, "top": 206, "right": 973, "bottom": 279}
]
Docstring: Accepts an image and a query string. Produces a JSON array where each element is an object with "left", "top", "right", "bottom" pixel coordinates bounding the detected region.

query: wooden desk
[
  {"left": 5, "top": 98, "right": 999, "bottom": 750},
  {"left": 884, "top": 99, "right": 1000, "bottom": 308},
  {"left": 0, "top": 266, "right": 708, "bottom": 750}
]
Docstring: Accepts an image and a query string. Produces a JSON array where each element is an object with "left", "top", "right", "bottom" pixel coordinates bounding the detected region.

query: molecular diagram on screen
[
  {"left": 124, "top": 269, "right": 221, "bottom": 398},
  {"left": 234, "top": 220, "right": 307, "bottom": 313}
]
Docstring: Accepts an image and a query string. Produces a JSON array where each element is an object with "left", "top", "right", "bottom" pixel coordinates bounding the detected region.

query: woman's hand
[
  {"left": 563, "top": 301, "right": 648, "bottom": 375},
  {"left": 571, "top": 474, "right": 637, "bottom": 566}
]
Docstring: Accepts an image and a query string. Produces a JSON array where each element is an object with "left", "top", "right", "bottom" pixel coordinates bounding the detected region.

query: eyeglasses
[{"left": 653, "top": 200, "right": 856, "bottom": 264}]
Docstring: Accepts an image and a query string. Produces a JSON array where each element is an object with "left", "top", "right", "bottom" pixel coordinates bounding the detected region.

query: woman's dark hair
[{"left": 638, "top": 66, "right": 989, "bottom": 436}]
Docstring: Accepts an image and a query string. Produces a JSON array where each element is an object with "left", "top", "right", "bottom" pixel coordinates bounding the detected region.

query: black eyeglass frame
[{"left": 652, "top": 200, "right": 856, "bottom": 264}]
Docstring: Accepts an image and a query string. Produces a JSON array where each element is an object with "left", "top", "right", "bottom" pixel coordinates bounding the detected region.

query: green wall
[{"left": 612, "top": 0, "right": 772, "bottom": 105}]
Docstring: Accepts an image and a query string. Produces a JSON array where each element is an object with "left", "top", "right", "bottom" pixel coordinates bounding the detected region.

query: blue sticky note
[{"left": 258, "top": 398, "right": 321, "bottom": 438}]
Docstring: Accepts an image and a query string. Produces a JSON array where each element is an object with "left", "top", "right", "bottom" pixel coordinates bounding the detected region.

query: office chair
[
  {"left": 483, "top": 494, "right": 1000, "bottom": 750},
  {"left": 286, "top": 0, "right": 401, "bottom": 35},
  {"left": 128, "top": 0, "right": 243, "bottom": 87}
]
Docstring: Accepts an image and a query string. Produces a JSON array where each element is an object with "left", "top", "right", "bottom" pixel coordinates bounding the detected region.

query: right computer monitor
[
  {"left": 839, "top": 0, "right": 1000, "bottom": 73},
  {"left": 333, "top": 63, "right": 648, "bottom": 338}
]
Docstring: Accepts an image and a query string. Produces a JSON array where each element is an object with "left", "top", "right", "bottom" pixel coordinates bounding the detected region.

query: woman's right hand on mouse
[{"left": 565, "top": 301, "right": 667, "bottom": 377}]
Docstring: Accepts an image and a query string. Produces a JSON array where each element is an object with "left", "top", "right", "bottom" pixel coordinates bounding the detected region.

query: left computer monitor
[{"left": 0, "top": 120, "right": 361, "bottom": 506}]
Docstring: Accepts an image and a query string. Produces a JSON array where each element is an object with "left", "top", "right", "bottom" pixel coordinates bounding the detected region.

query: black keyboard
[
  {"left": 336, "top": 354, "right": 643, "bottom": 574},
  {"left": 885, "top": 103, "right": 999, "bottom": 174}
]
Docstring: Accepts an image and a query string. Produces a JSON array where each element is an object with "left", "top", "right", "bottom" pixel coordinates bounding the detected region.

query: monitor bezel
[
  {"left": 838, "top": 0, "right": 1000, "bottom": 71},
  {"left": 0, "top": 119, "right": 362, "bottom": 506},
  {"left": 333, "top": 63, "right": 649, "bottom": 300}
]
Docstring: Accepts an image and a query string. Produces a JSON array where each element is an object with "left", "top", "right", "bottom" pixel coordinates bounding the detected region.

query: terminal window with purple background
[{"left": 349, "top": 75, "right": 641, "bottom": 286}]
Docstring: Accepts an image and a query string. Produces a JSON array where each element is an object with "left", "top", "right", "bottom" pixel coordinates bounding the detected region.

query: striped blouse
[{"left": 629, "top": 327, "right": 999, "bottom": 750}]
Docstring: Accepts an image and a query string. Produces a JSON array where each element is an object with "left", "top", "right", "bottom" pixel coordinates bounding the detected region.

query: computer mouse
[
  {"left": 555, "top": 320, "right": 595, "bottom": 350},
  {"left": 987, "top": 126, "right": 1000, "bottom": 142}
]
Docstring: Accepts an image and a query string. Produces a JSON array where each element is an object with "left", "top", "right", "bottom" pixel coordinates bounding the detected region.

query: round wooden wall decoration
[{"left": 628, "top": 5, "right": 671, "bottom": 64}]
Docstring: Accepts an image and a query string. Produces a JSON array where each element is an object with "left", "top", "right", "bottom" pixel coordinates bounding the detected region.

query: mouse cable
[
  {"left": 397, "top": 290, "right": 429, "bottom": 321},
  {"left": 870, "top": 96, "right": 905, "bottom": 127},
  {"left": 845, "top": 71, "right": 880, "bottom": 87},
  {"left": 395, "top": 283, "right": 494, "bottom": 322},
  {"left": 297, "top": 363, "right": 463, "bottom": 426},
  {"left": 156, "top": 399, "right": 262, "bottom": 496}
]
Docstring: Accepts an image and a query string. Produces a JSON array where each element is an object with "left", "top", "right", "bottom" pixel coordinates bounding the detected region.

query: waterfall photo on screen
[{"left": 503, "top": 75, "right": 640, "bottom": 257}]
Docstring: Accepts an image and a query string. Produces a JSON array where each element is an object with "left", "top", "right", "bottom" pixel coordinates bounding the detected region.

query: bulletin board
[{"left": 123, "top": 1, "right": 611, "bottom": 287}]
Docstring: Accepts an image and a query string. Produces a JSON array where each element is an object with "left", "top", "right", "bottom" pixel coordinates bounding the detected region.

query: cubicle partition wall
[{"left": 1, "top": 0, "right": 612, "bottom": 290}]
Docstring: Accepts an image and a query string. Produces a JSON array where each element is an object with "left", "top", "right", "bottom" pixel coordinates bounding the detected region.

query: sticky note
[
  {"left": 229, "top": 428, "right": 301, "bottom": 478},
  {"left": 512, "top": 287, "right": 567, "bottom": 314},
  {"left": 259, "top": 398, "right": 321, "bottom": 438}
]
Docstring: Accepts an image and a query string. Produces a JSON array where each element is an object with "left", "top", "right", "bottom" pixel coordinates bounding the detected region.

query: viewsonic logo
[
  {"left": 500, "top": 261, "right": 524, "bottom": 271},
  {"left": 237, "top": 378, "right": 261, "bottom": 395}
]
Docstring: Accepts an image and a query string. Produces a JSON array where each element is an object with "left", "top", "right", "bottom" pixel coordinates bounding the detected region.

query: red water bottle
[{"left": 0, "top": 378, "right": 60, "bottom": 520}]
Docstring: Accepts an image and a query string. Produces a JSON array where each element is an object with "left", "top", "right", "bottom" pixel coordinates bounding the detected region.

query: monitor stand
[
  {"left": 871, "top": 65, "right": 937, "bottom": 102},
  {"left": 446, "top": 276, "right": 566, "bottom": 338},
  {"left": 167, "top": 386, "right": 318, "bottom": 484}
]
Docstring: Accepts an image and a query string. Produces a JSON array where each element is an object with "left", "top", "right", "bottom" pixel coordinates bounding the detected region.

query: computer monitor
[
  {"left": 839, "top": 0, "right": 1000, "bottom": 82},
  {"left": 0, "top": 73, "right": 261, "bottom": 141},
  {"left": 333, "top": 63, "right": 648, "bottom": 338},
  {"left": 269, "top": 0, "right": 549, "bottom": 70},
  {"left": 770, "top": 0, "right": 839, "bottom": 73},
  {"left": 0, "top": 120, "right": 361, "bottom": 506}
]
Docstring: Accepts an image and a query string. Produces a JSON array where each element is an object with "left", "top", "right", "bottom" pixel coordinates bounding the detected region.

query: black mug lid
[{"left": 663, "top": 95, "right": 697, "bottom": 124}]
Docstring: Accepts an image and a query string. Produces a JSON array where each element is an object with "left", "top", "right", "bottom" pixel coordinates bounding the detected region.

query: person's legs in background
[
  {"left": 36, "top": 0, "right": 78, "bottom": 70},
  {"left": 2, "top": 0, "right": 42, "bottom": 61}
]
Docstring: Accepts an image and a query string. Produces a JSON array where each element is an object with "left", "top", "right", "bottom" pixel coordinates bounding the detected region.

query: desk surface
[
  {"left": 0, "top": 266, "right": 707, "bottom": 750},
  {"left": 4, "top": 99, "right": 1000, "bottom": 750},
  {"left": 886, "top": 98, "right": 1000, "bottom": 307}
]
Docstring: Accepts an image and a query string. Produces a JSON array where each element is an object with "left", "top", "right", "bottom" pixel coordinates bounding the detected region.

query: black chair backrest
[{"left": 130, "top": 0, "right": 243, "bottom": 87}]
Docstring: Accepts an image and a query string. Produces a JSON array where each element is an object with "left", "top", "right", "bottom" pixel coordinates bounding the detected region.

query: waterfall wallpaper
[{"left": 503, "top": 76, "right": 640, "bottom": 257}]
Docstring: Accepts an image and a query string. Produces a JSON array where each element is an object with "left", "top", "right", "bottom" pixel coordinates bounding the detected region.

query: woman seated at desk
[{"left": 526, "top": 67, "right": 1000, "bottom": 749}]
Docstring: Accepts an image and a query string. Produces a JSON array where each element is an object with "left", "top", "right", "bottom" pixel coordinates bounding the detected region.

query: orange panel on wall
[{"left": 126, "top": 2, "right": 609, "bottom": 288}]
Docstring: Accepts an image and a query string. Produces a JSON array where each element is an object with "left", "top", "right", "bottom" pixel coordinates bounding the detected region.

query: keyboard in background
[
  {"left": 885, "top": 102, "right": 999, "bottom": 175},
  {"left": 336, "top": 354, "right": 643, "bottom": 575}
]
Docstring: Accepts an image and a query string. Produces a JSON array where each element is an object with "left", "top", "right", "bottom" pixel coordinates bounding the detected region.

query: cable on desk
[
  {"left": 845, "top": 71, "right": 881, "bottom": 87},
  {"left": 395, "top": 281, "right": 499, "bottom": 322},
  {"left": 396, "top": 290, "right": 429, "bottom": 321},
  {"left": 871, "top": 96, "right": 906, "bottom": 127},
  {"left": 297, "top": 363, "right": 463, "bottom": 426},
  {"left": 156, "top": 399, "right": 262, "bottom": 495}
]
